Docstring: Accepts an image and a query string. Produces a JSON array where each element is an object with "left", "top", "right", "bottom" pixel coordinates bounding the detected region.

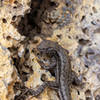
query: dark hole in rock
[
  {"left": 50, "top": 1, "right": 57, "bottom": 7},
  {"left": 78, "top": 38, "right": 90, "bottom": 45},
  {"left": 13, "top": 6, "right": 17, "bottom": 9},
  {"left": 36, "top": 52, "right": 40, "bottom": 56},
  {"left": 2, "top": 18, "right": 7, "bottom": 23},
  {"left": 85, "top": 89, "right": 91, "bottom": 96},
  {"left": 83, "top": 77, "right": 87, "bottom": 81},
  {"left": 78, "top": 70, "right": 80, "bottom": 73},
  {"left": 81, "top": 15, "right": 85, "bottom": 21},
  {"left": 97, "top": 19, "right": 100, "bottom": 22},
  {"left": 49, "top": 69, "right": 56, "bottom": 77},
  {"left": 41, "top": 73, "right": 47, "bottom": 81},
  {"left": 75, "top": 35, "right": 79, "bottom": 39},
  {"left": 13, "top": 57, "right": 19, "bottom": 67},
  {"left": 68, "top": 35, "right": 72, "bottom": 39},
  {"left": 77, "top": 90, "right": 80, "bottom": 95},
  {"left": 85, "top": 65, "right": 89, "bottom": 68},
  {"left": 12, "top": 16, "right": 17, "bottom": 21},
  {"left": 91, "top": 21, "right": 96, "bottom": 25},
  {"left": 82, "top": 27, "right": 88, "bottom": 34},
  {"left": 14, "top": 0, "right": 18, "bottom": 4},
  {"left": 56, "top": 34, "right": 62, "bottom": 39},
  {"left": 6, "top": 36, "right": 11, "bottom": 40},
  {"left": 25, "top": 48, "right": 29, "bottom": 54},
  {"left": 24, "top": 48, "right": 30, "bottom": 60},
  {"left": 32, "top": 48, "right": 35, "bottom": 53},
  {"left": 12, "top": 0, "right": 57, "bottom": 39},
  {"left": 90, "top": 13, "right": 93, "bottom": 16},
  {"left": 21, "top": 72, "right": 29, "bottom": 82},
  {"left": 92, "top": 6, "right": 97, "bottom": 13}
]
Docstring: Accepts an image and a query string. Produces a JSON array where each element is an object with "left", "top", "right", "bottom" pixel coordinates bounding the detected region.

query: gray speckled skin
[
  {"left": 16, "top": 40, "right": 80, "bottom": 100},
  {"left": 37, "top": 40, "right": 73, "bottom": 100}
]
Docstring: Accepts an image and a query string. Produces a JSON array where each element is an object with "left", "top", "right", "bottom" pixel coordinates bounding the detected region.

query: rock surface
[{"left": 0, "top": 0, "right": 100, "bottom": 100}]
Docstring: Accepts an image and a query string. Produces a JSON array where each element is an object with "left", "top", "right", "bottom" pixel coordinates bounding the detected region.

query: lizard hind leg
[
  {"left": 28, "top": 82, "right": 47, "bottom": 96},
  {"left": 46, "top": 81, "right": 59, "bottom": 90},
  {"left": 15, "top": 82, "right": 48, "bottom": 100}
]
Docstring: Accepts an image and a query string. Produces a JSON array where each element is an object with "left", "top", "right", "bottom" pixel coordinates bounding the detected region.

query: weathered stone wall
[{"left": 0, "top": 0, "right": 100, "bottom": 100}]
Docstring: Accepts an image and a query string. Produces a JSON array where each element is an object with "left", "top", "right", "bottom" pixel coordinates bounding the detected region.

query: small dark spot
[
  {"left": 2, "top": 18, "right": 7, "bottom": 23},
  {"left": 95, "top": 95, "right": 100, "bottom": 100},
  {"left": 91, "top": 21, "right": 96, "bottom": 25},
  {"left": 21, "top": 72, "right": 28, "bottom": 82},
  {"left": 25, "top": 48, "right": 29, "bottom": 54},
  {"left": 83, "top": 77, "right": 87, "bottom": 81},
  {"left": 90, "top": 13, "right": 93, "bottom": 16},
  {"left": 88, "top": 43, "right": 92, "bottom": 46},
  {"left": 14, "top": 0, "right": 18, "bottom": 4},
  {"left": 97, "top": 19, "right": 100, "bottom": 22},
  {"left": 24, "top": 48, "right": 30, "bottom": 60},
  {"left": 92, "top": 6, "right": 97, "bottom": 13},
  {"left": 32, "top": 49, "right": 35, "bottom": 53},
  {"left": 50, "top": 1, "right": 57, "bottom": 7},
  {"left": 12, "top": 57, "right": 17, "bottom": 66},
  {"left": 95, "top": 43, "right": 97, "bottom": 45},
  {"left": 85, "top": 65, "right": 89, "bottom": 68},
  {"left": 41, "top": 74, "right": 47, "bottom": 81},
  {"left": 76, "top": 35, "right": 79, "bottom": 39},
  {"left": 32, "top": 58, "right": 34, "bottom": 61},
  {"left": 50, "top": 70, "right": 55, "bottom": 77},
  {"left": 6, "top": 36, "right": 11, "bottom": 40},
  {"left": 81, "top": 15, "right": 85, "bottom": 21},
  {"left": 75, "top": 13, "right": 79, "bottom": 18},
  {"left": 56, "top": 34, "right": 62, "bottom": 39},
  {"left": 78, "top": 39, "right": 90, "bottom": 45},
  {"left": 82, "top": 27, "right": 88, "bottom": 34},
  {"left": 37, "top": 53, "right": 40, "bottom": 56},
  {"left": 68, "top": 36, "right": 71, "bottom": 39},
  {"left": 13, "top": 6, "right": 17, "bottom": 9},
  {"left": 78, "top": 70, "right": 80, "bottom": 73},
  {"left": 12, "top": 16, "right": 16, "bottom": 21},
  {"left": 77, "top": 90, "right": 80, "bottom": 95},
  {"left": 85, "top": 89, "right": 91, "bottom": 96}
]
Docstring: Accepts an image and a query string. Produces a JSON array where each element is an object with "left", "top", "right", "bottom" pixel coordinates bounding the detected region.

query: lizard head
[{"left": 37, "top": 40, "right": 58, "bottom": 53}]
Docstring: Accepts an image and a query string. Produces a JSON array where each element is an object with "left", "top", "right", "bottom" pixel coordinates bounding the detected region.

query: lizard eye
[{"left": 47, "top": 47, "right": 53, "bottom": 51}]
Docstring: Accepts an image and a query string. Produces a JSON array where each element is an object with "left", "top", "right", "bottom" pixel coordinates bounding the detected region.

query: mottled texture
[
  {"left": 37, "top": 40, "right": 80, "bottom": 100},
  {"left": 0, "top": 0, "right": 100, "bottom": 100}
]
